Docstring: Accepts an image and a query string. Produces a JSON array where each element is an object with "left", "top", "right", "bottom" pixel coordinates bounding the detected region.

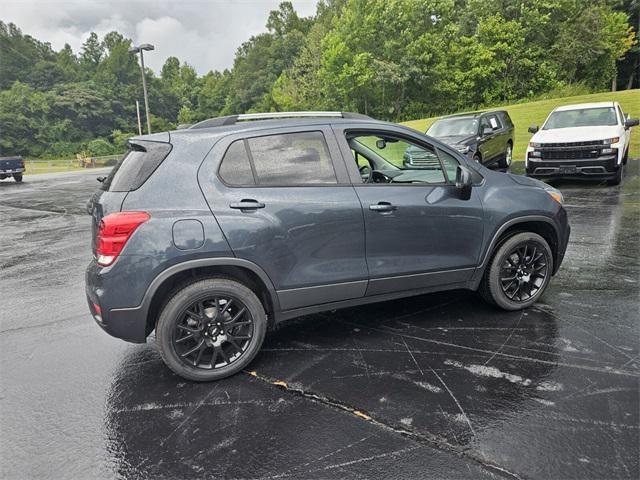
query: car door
[
  {"left": 198, "top": 125, "right": 368, "bottom": 311},
  {"left": 332, "top": 125, "right": 485, "bottom": 296},
  {"left": 477, "top": 115, "right": 498, "bottom": 163},
  {"left": 617, "top": 104, "right": 631, "bottom": 152},
  {"left": 487, "top": 113, "right": 509, "bottom": 159}
]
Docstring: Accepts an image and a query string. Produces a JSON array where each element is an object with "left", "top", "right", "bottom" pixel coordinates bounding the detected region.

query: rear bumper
[
  {"left": 0, "top": 169, "right": 25, "bottom": 174},
  {"left": 85, "top": 262, "right": 147, "bottom": 343}
]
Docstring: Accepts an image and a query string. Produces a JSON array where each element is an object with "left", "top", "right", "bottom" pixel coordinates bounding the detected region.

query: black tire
[
  {"left": 479, "top": 232, "right": 553, "bottom": 310},
  {"left": 13, "top": 174, "right": 23, "bottom": 183},
  {"left": 472, "top": 153, "right": 481, "bottom": 163},
  {"left": 622, "top": 149, "right": 628, "bottom": 165},
  {"left": 156, "top": 277, "right": 267, "bottom": 382},
  {"left": 607, "top": 165, "right": 623, "bottom": 186},
  {"left": 498, "top": 142, "right": 513, "bottom": 169}
]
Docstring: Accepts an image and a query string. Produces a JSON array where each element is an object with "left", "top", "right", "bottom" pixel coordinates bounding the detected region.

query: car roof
[
  {"left": 554, "top": 102, "right": 616, "bottom": 112},
  {"left": 439, "top": 110, "right": 508, "bottom": 120},
  {"left": 137, "top": 116, "right": 398, "bottom": 143}
]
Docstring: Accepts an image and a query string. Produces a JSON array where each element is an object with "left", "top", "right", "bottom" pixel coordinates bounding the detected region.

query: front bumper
[
  {"left": 526, "top": 155, "right": 619, "bottom": 180},
  {"left": 85, "top": 262, "right": 147, "bottom": 343},
  {"left": 0, "top": 168, "right": 25, "bottom": 174}
]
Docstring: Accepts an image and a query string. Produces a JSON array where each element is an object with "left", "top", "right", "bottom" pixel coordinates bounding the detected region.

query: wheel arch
[
  {"left": 141, "top": 258, "right": 280, "bottom": 337},
  {"left": 474, "top": 216, "right": 561, "bottom": 285}
]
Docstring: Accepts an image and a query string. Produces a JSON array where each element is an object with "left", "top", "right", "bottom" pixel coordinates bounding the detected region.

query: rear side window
[
  {"left": 219, "top": 131, "right": 337, "bottom": 186},
  {"left": 249, "top": 132, "right": 337, "bottom": 185},
  {"left": 102, "top": 140, "right": 172, "bottom": 192},
  {"left": 219, "top": 140, "right": 255, "bottom": 185}
]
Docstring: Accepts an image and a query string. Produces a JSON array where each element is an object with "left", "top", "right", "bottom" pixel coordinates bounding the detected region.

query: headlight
[
  {"left": 602, "top": 137, "right": 620, "bottom": 144},
  {"left": 454, "top": 145, "right": 470, "bottom": 154},
  {"left": 543, "top": 185, "right": 563, "bottom": 204}
]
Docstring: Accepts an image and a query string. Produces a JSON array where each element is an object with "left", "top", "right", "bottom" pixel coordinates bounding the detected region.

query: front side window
[
  {"left": 347, "top": 134, "right": 448, "bottom": 184},
  {"left": 487, "top": 115, "right": 502, "bottom": 130},
  {"left": 543, "top": 107, "right": 618, "bottom": 129},
  {"left": 248, "top": 132, "right": 337, "bottom": 185}
]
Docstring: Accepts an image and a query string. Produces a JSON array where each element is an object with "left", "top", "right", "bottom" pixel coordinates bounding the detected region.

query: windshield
[
  {"left": 543, "top": 107, "right": 618, "bottom": 129},
  {"left": 427, "top": 118, "right": 478, "bottom": 137}
]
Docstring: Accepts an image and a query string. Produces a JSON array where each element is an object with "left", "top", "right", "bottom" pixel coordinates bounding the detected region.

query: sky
[{"left": 2, "top": 0, "right": 319, "bottom": 74}]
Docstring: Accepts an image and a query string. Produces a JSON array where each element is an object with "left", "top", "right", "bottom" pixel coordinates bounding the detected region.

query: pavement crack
[{"left": 245, "top": 370, "right": 525, "bottom": 480}]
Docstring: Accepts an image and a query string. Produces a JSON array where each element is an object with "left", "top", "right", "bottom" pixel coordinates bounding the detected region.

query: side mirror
[
  {"left": 528, "top": 125, "right": 539, "bottom": 134},
  {"left": 455, "top": 165, "right": 473, "bottom": 200},
  {"left": 624, "top": 118, "right": 639, "bottom": 129},
  {"left": 375, "top": 139, "right": 386, "bottom": 149},
  {"left": 97, "top": 176, "right": 106, "bottom": 183},
  {"left": 482, "top": 127, "right": 493, "bottom": 136}
]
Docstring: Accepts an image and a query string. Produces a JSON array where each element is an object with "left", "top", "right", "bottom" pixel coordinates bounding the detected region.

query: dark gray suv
[
  {"left": 86, "top": 112, "right": 570, "bottom": 381},
  {"left": 406, "top": 111, "right": 514, "bottom": 169}
]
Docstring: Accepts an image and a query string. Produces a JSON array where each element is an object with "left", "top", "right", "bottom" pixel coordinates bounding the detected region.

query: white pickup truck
[{"left": 525, "top": 101, "right": 638, "bottom": 185}]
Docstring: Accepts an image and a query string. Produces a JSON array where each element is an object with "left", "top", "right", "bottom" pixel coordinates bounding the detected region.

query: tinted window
[
  {"left": 102, "top": 140, "right": 172, "bottom": 192},
  {"left": 248, "top": 132, "right": 337, "bottom": 185},
  {"left": 487, "top": 114, "right": 502, "bottom": 130},
  {"left": 219, "top": 140, "right": 255, "bottom": 185}
]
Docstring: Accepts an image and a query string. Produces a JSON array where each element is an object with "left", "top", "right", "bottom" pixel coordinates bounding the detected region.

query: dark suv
[
  {"left": 406, "top": 111, "right": 514, "bottom": 169},
  {"left": 86, "top": 111, "right": 569, "bottom": 381}
]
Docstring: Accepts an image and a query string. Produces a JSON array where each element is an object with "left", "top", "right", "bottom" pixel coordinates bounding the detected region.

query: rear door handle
[
  {"left": 369, "top": 202, "right": 397, "bottom": 212},
  {"left": 230, "top": 199, "right": 265, "bottom": 210}
]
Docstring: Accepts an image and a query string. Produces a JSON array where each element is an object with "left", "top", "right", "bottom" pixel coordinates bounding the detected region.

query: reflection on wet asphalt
[{"left": 1, "top": 165, "right": 638, "bottom": 479}]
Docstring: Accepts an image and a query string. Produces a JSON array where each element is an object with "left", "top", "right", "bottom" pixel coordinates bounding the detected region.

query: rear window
[{"left": 102, "top": 140, "right": 172, "bottom": 192}]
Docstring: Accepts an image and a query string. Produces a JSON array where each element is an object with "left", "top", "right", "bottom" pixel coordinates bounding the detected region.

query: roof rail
[{"left": 189, "top": 111, "right": 371, "bottom": 130}]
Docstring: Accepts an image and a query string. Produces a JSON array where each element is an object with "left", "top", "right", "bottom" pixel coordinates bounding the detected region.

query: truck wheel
[
  {"left": 498, "top": 143, "right": 513, "bottom": 169},
  {"left": 607, "top": 165, "right": 623, "bottom": 186},
  {"left": 13, "top": 174, "right": 23, "bottom": 183},
  {"left": 473, "top": 153, "right": 481, "bottom": 163},
  {"left": 156, "top": 277, "right": 267, "bottom": 382},
  {"left": 479, "top": 232, "right": 553, "bottom": 311}
]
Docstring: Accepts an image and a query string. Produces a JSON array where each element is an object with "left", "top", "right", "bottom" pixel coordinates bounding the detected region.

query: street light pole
[{"left": 129, "top": 43, "right": 155, "bottom": 135}]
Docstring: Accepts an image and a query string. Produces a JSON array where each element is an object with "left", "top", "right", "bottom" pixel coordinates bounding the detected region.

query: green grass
[{"left": 402, "top": 89, "right": 640, "bottom": 162}]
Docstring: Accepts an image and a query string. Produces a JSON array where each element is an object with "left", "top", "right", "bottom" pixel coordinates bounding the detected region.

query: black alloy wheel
[
  {"left": 499, "top": 242, "right": 548, "bottom": 302},
  {"left": 173, "top": 296, "right": 253, "bottom": 369},
  {"left": 479, "top": 232, "right": 554, "bottom": 310},
  {"left": 156, "top": 278, "right": 267, "bottom": 381}
]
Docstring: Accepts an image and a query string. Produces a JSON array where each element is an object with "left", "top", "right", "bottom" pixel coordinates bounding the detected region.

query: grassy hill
[{"left": 402, "top": 89, "right": 640, "bottom": 162}]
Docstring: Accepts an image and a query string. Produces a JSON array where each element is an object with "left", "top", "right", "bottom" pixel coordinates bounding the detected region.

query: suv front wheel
[
  {"left": 156, "top": 278, "right": 267, "bottom": 381},
  {"left": 479, "top": 232, "right": 553, "bottom": 310}
]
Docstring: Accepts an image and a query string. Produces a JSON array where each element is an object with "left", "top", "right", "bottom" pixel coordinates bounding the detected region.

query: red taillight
[{"left": 96, "top": 211, "right": 150, "bottom": 266}]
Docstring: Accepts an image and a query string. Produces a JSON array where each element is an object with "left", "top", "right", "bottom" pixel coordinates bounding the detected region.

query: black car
[
  {"left": 86, "top": 111, "right": 569, "bottom": 381},
  {"left": 405, "top": 111, "right": 514, "bottom": 169},
  {"left": 0, "top": 156, "right": 25, "bottom": 182}
]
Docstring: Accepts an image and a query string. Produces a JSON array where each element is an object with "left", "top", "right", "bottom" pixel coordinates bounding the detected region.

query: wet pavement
[{"left": 1, "top": 165, "right": 638, "bottom": 479}]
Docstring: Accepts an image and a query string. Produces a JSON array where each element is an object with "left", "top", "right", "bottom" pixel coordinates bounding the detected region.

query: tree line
[{"left": 0, "top": 0, "right": 637, "bottom": 158}]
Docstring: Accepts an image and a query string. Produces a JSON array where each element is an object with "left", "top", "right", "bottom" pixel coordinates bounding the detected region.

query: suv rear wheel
[
  {"left": 156, "top": 278, "right": 267, "bottom": 381},
  {"left": 479, "top": 232, "right": 553, "bottom": 310}
]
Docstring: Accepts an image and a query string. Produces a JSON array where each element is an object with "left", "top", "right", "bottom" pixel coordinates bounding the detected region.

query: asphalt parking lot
[{"left": 1, "top": 164, "right": 638, "bottom": 479}]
